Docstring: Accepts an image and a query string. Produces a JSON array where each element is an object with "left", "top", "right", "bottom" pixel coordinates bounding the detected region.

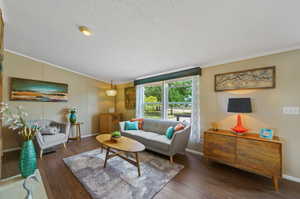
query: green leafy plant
[{"left": 112, "top": 131, "right": 121, "bottom": 137}]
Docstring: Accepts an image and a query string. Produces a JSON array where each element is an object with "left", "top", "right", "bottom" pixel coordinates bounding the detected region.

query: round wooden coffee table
[{"left": 96, "top": 134, "right": 145, "bottom": 176}]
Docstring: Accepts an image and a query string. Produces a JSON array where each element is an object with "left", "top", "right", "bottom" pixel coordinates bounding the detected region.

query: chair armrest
[
  {"left": 170, "top": 126, "right": 191, "bottom": 155},
  {"left": 36, "top": 132, "right": 45, "bottom": 147},
  {"left": 64, "top": 123, "right": 71, "bottom": 141}
]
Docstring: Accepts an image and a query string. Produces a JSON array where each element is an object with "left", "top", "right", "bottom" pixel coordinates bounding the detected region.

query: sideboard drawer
[
  {"left": 236, "top": 137, "right": 282, "bottom": 177},
  {"left": 204, "top": 132, "right": 236, "bottom": 164}
]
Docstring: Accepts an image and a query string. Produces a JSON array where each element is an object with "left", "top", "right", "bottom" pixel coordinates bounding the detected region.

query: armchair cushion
[{"left": 43, "top": 133, "right": 66, "bottom": 145}]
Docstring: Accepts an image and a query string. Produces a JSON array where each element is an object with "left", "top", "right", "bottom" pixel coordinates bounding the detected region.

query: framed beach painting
[
  {"left": 215, "top": 66, "right": 276, "bottom": 92},
  {"left": 10, "top": 77, "right": 68, "bottom": 102}
]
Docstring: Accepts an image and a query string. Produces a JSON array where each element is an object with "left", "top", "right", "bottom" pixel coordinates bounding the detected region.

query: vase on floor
[{"left": 19, "top": 140, "right": 37, "bottom": 178}]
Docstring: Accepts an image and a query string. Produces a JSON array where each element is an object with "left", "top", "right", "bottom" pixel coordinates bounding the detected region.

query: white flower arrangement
[{"left": 0, "top": 103, "right": 40, "bottom": 140}]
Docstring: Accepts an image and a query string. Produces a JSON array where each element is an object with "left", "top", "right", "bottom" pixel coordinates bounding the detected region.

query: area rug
[{"left": 63, "top": 149, "right": 184, "bottom": 199}]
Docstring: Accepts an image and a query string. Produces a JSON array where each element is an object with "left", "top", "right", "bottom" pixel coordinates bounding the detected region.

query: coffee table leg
[
  {"left": 104, "top": 147, "right": 110, "bottom": 168},
  {"left": 135, "top": 152, "right": 141, "bottom": 177}
]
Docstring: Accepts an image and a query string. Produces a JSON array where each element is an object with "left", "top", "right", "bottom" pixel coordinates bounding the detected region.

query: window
[
  {"left": 142, "top": 78, "right": 192, "bottom": 121},
  {"left": 167, "top": 79, "right": 192, "bottom": 122}
]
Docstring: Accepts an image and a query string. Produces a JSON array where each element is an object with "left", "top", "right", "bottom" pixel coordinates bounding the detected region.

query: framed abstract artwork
[
  {"left": 125, "top": 87, "right": 136, "bottom": 109},
  {"left": 215, "top": 66, "right": 276, "bottom": 92},
  {"left": 10, "top": 77, "right": 68, "bottom": 102}
]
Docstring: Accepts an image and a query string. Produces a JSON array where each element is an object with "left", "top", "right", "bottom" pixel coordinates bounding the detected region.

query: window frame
[{"left": 141, "top": 77, "right": 192, "bottom": 120}]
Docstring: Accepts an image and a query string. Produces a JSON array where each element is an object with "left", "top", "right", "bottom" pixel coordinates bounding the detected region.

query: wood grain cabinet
[
  {"left": 204, "top": 129, "right": 282, "bottom": 191},
  {"left": 99, "top": 113, "right": 122, "bottom": 133}
]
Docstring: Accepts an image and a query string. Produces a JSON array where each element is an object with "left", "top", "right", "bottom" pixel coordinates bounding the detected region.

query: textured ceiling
[{"left": 3, "top": 0, "right": 300, "bottom": 83}]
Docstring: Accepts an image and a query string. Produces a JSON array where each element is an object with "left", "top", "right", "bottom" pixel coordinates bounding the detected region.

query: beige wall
[
  {"left": 2, "top": 51, "right": 114, "bottom": 149},
  {"left": 200, "top": 49, "right": 300, "bottom": 178},
  {"left": 115, "top": 82, "right": 135, "bottom": 121},
  {"left": 115, "top": 50, "right": 300, "bottom": 178}
]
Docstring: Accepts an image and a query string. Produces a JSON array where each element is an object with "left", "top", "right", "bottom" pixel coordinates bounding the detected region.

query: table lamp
[{"left": 227, "top": 98, "right": 252, "bottom": 134}]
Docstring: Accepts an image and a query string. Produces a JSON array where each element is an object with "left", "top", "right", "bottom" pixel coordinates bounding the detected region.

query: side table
[{"left": 68, "top": 122, "right": 83, "bottom": 141}]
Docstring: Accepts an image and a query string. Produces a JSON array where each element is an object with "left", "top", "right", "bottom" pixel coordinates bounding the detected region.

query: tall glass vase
[{"left": 19, "top": 140, "right": 37, "bottom": 178}]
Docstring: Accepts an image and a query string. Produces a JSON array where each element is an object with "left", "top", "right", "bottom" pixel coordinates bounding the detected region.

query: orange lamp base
[{"left": 231, "top": 114, "right": 248, "bottom": 134}]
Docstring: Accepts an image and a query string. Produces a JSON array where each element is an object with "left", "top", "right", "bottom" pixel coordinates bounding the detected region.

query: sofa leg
[
  {"left": 170, "top": 156, "right": 173, "bottom": 163},
  {"left": 40, "top": 149, "right": 43, "bottom": 159}
]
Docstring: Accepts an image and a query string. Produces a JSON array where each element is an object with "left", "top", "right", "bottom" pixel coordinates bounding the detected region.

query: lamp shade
[
  {"left": 227, "top": 98, "right": 252, "bottom": 113},
  {"left": 106, "top": 89, "right": 117, "bottom": 96}
]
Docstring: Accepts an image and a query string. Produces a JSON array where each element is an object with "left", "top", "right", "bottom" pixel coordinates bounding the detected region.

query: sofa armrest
[
  {"left": 119, "top": 121, "right": 126, "bottom": 132},
  {"left": 169, "top": 126, "right": 191, "bottom": 155}
]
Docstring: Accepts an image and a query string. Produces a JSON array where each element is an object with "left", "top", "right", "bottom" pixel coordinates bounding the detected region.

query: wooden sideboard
[
  {"left": 203, "top": 129, "right": 282, "bottom": 191},
  {"left": 99, "top": 113, "right": 122, "bottom": 133}
]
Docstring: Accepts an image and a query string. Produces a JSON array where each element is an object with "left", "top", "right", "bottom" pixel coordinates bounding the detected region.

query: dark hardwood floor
[{"left": 2, "top": 136, "right": 300, "bottom": 199}]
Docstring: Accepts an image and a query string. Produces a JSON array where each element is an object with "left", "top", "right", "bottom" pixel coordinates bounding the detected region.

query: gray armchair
[{"left": 28, "top": 120, "right": 70, "bottom": 159}]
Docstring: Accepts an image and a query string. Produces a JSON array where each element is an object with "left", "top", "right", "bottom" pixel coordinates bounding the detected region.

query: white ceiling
[{"left": 3, "top": 0, "right": 300, "bottom": 83}]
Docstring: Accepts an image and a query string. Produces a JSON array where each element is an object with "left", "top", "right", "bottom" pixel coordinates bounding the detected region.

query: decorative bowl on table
[{"left": 111, "top": 131, "right": 122, "bottom": 142}]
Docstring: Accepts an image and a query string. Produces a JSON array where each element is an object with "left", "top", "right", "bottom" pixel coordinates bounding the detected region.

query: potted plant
[
  {"left": 111, "top": 131, "right": 121, "bottom": 142},
  {"left": 0, "top": 103, "right": 40, "bottom": 178}
]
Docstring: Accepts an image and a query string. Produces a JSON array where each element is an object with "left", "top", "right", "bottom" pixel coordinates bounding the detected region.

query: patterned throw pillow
[
  {"left": 130, "top": 118, "right": 144, "bottom": 130},
  {"left": 165, "top": 126, "right": 175, "bottom": 140},
  {"left": 40, "top": 127, "right": 59, "bottom": 135},
  {"left": 125, "top": 121, "right": 139, "bottom": 130},
  {"left": 174, "top": 123, "right": 185, "bottom": 131}
]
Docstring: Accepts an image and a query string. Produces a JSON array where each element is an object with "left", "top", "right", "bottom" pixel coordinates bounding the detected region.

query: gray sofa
[{"left": 119, "top": 118, "right": 191, "bottom": 162}]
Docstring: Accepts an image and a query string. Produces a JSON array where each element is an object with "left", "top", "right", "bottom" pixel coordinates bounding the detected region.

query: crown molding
[
  {"left": 4, "top": 49, "right": 111, "bottom": 84},
  {"left": 6, "top": 45, "right": 300, "bottom": 85},
  {"left": 135, "top": 45, "right": 300, "bottom": 81},
  {"left": 200, "top": 45, "right": 300, "bottom": 68}
]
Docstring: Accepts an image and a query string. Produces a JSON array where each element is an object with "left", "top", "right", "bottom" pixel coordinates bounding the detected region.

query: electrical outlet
[{"left": 282, "top": 106, "right": 300, "bottom": 115}]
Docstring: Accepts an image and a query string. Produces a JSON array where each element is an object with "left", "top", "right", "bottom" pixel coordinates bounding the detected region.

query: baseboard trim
[
  {"left": 185, "top": 148, "right": 203, "bottom": 156},
  {"left": 283, "top": 175, "right": 300, "bottom": 183},
  {"left": 3, "top": 147, "right": 21, "bottom": 153},
  {"left": 81, "top": 133, "right": 98, "bottom": 138}
]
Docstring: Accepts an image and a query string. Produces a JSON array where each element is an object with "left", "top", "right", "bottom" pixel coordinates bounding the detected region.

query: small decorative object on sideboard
[
  {"left": 211, "top": 122, "right": 219, "bottom": 131},
  {"left": 227, "top": 98, "right": 252, "bottom": 134},
  {"left": 259, "top": 128, "right": 274, "bottom": 139},
  {"left": 0, "top": 103, "right": 40, "bottom": 178}
]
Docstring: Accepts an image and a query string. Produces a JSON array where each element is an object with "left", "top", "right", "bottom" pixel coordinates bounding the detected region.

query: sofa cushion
[
  {"left": 165, "top": 126, "right": 174, "bottom": 139},
  {"left": 130, "top": 118, "right": 144, "bottom": 130},
  {"left": 143, "top": 119, "right": 180, "bottom": 135},
  {"left": 148, "top": 134, "right": 171, "bottom": 151},
  {"left": 125, "top": 121, "right": 139, "bottom": 130},
  {"left": 122, "top": 130, "right": 171, "bottom": 151}
]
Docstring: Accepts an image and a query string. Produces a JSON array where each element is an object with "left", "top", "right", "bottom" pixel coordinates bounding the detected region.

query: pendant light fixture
[
  {"left": 79, "top": 26, "right": 92, "bottom": 36},
  {"left": 106, "top": 80, "right": 117, "bottom": 97}
]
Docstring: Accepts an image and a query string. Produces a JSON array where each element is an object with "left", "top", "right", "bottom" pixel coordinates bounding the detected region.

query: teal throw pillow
[
  {"left": 165, "top": 126, "right": 174, "bottom": 140},
  {"left": 125, "top": 121, "right": 139, "bottom": 130}
]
